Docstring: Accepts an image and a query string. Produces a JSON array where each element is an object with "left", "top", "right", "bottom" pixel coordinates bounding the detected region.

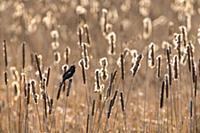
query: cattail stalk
[
  {"left": 120, "top": 53, "right": 125, "bottom": 80},
  {"left": 35, "top": 54, "right": 43, "bottom": 81},
  {"left": 106, "top": 70, "right": 117, "bottom": 98},
  {"left": 62, "top": 79, "right": 73, "bottom": 133}
]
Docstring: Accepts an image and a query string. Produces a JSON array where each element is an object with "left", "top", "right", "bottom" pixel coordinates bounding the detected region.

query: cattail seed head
[
  {"left": 54, "top": 51, "right": 61, "bottom": 64},
  {"left": 3, "top": 40, "right": 8, "bottom": 68},
  {"left": 79, "top": 59, "right": 86, "bottom": 84},
  {"left": 91, "top": 100, "right": 95, "bottom": 116},
  {"left": 148, "top": 42, "right": 155, "bottom": 68},
  {"left": 173, "top": 55, "right": 179, "bottom": 80},
  {"left": 143, "top": 17, "right": 152, "bottom": 39},
  {"left": 179, "top": 26, "right": 188, "bottom": 46},
  {"left": 64, "top": 47, "right": 70, "bottom": 65},
  {"left": 4, "top": 71, "right": 8, "bottom": 86},
  {"left": 50, "top": 30, "right": 59, "bottom": 39},
  {"left": 51, "top": 41, "right": 60, "bottom": 50},
  {"left": 107, "top": 32, "right": 116, "bottom": 55},
  {"left": 160, "top": 80, "right": 165, "bottom": 108},
  {"left": 156, "top": 55, "right": 162, "bottom": 78},
  {"left": 83, "top": 24, "right": 90, "bottom": 45},
  {"left": 77, "top": 26, "right": 83, "bottom": 46},
  {"left": 168, "top": 21, "right": 174, "bottom": 38},
  {"left": 120, "top": 92, "right": 125, "bottom": 112},
  {"left": 197, "top": 27, "right": 200, "bottom": 45},
  {"left": 12, "top": 81, "right": 20, "bottom": 101},
  {"left": 94, "top": 69, "right": 100, "bottom": 87},
  {"left": 10, "top": 67, "right": 20, "bottom": 81},
  {"left": 131, "top": 54, "right": 143, "bottom": 77}
]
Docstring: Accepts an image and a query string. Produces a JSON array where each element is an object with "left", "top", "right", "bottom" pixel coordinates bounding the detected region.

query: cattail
[
  {"left": 78, "top": 26, "right": 83, "bottom": 46},
  {"left": 54, "top": 51, "right": 61, "bottom": 64},
  {"left": 160, "top": 80, "right": 165, "bottom": 108},
  {"left": 156, "top": 55, "right": 162, "bottom": 78},
  {"left": 31, "top": 80, "right": 37, "bottom": 103},
  {"left": 148, "top": 43, "right": 155, "bottom": 68},
  {"left": 12, "top": 81, "right": 20, "bottom": 101},
  {"left": 176, "top": 34, "right": 181, "bottom": 60},
  {"left": 198, "top": 27, "right": 200, "bottom": 45},
  {"left": 95, "top": 69, "right": 100, "bottom": 89},
  {"left": 81, "top": 43, "right": 90, "bottom": 69},
  {"left": 168, "top": 21, "right": 174, "bottom": 38},
  {"left": 91, "top": 100, "right": 95, "bottom": 116},
  {"left": 107, "top": 32, "right": 116, "bottom": 55},
  {"left": 189, "top": 100, "right": 193, "bottom": 118},
  {"left": 86, "top": 114, "right": 90, "bottom": 133},
  {"left": 27, "top": 83, "right": 30, "bottom": 105},
  {"left": 180, "top": 26, "right": 187, "bottom": 46},
  {"left": 84, "top": 24, "right": 90, "bottom": 45},
  {"left": 49, "top": 98, "right": 53, "bottom": 114},
  {"left": 173, "top": 55, "right": 179, "bottom": 80},
  {"left": 120, "top": 92, "right": 125, "bottom": 112},
  {"left": 143, "top": 17, "right": 152, "bottom": 39},
  {"left": 191, "top": 58, "right": 196, "bottom": 83},
  {"left": 99, "top": 57, "right": 108, "bottom": 81},
  {"left": 3, "top": 40, "right": 8, "bottom": 68},
  {"left": 101, "top": 8, "right": 108, "bottom": 33},
  {"left": 4, "top": 71, "right": 8, "bottom": 86},
  {"left": 187, "top": 45, "right": 191, "bottom": 72},
  {"left": 79, "top": 59, "right": 86, "bottom": 84},
  {"left": 65, "top": 47, "right": 70, "bottom": 65},
  {"left": 50, "top": 30, "right": 59, "bottom": 39},
  {"left": 22, "top": 42, "right": 25, "bottom": 70},
  {"left": 46, "top": 67, "right": 51, "bottom": 87},
  {"left": 35, "top": 54, "right": 43, "bottom": 81},
  {"left": 24, "top": 83, "right": 27, "bottom": 97},
  {"left": 139, "top": 0, "right": 151, "bottom": 16},
  {"left": 186, "top": 14, "right": 191, "bottom": 32},
  {"left": 51, "top": 42, "right": 60, "bottom": 50},
  {"left": 66, "top": 79, "right": 72, "bottom": 97},
  {"left": 43, "top": 93, "right": 47, "bottom": 118},
  {"left": 107, "top": 101, "right": 112, "bottom": 119},
  {"left": 131, "top": 54, "right": 143, "bottom": 77},
  {"left": 120, "top": 53, "right": 125, "bottom": 80},
  {"left": 10, "top": 67, "right": 19, "bottom": 81}
]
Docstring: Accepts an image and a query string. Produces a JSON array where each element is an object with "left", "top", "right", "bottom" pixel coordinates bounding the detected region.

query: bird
[
  {"left": 62, "top": 65, "right": 76, "bottom": 83},
  {"left": 57, "top": 65, "right": 76, "bottom": 100},
  {"left": 59, "top": 65, "right": 76, "bottom": 89}
]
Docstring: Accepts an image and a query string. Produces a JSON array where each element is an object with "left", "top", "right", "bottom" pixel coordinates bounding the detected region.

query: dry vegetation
[{"left": 0, "top": 0, "right": 200, "bottom": 132}]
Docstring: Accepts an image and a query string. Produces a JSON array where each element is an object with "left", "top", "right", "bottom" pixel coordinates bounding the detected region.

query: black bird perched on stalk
[
  {"left": 57, "top": 65, "right": 76, "bottom": 100},
  {"left": 61, "top": 65, "right": 75, "bottom": 84}
]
